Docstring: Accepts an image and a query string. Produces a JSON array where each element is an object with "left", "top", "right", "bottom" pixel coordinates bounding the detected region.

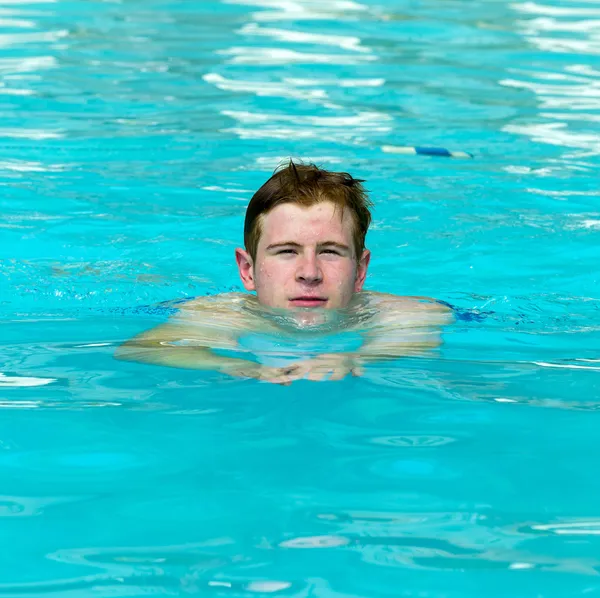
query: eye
[
  {"left": 321, "top": 249, "right": 340, "bottom": 255},
  {"left": 276, "top": 249, "right": 297, "bottom": 255}
]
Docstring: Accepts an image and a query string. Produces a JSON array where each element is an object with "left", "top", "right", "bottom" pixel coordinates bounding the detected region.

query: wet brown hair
[{"left": 244, "top": 161, "right": 373, "bottom": 261}]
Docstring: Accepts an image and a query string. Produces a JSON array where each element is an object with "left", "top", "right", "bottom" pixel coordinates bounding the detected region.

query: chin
[{"left": 293, "top": 311, "right": 328, "bottom": 328}]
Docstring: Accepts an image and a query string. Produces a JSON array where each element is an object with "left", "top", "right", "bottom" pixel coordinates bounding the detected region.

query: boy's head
[{"left": 235, "top": 161, "right": 373, "bottom": 309}]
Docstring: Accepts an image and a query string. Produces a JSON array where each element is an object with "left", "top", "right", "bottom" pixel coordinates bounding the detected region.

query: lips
[{"left": 289, "top": 296, "right": 328, "bottom": 308}]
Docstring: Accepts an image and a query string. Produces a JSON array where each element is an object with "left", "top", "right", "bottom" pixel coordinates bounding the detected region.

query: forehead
[{"left": 258, "top": 201, "right": 354, "bottom": 245}]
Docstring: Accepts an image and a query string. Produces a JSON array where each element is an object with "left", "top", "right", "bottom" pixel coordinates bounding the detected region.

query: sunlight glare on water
[{"left": 1, "top": 0, "right": 600, "bottom": 596}]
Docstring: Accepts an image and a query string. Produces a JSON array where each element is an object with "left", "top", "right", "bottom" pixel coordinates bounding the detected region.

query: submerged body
[{"left": 116, "top": 292, "right": 452, "bottom": 383}]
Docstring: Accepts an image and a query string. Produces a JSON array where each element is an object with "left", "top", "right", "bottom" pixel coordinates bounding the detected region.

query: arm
[
  {"left": 283, "top": 298, "right": 453, "bottom": 382},
  {"left": 114, "top": 319, "right": 250, "bottom": 370},
  {"left": 358, "top": 299, "right": 454, "bottom": 361},
  {"left": 114, "top": 298, "right": 294, "bottom": 383},
  {"left": 115, "top": 325, "right": 246, "bottom": 372}
]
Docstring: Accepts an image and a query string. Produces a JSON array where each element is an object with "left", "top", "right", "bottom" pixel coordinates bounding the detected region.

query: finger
[
  {"left": 258, "top": 371, "right": 287, "bottom": 384},
  {"left": 275, "top": 367, "right": 308, "bottom": 384},
  {"left": 281, "top": 365, "right": 300, "bottom": 376},
  {"left": 257, "top": 365, "right": 298, "bottom": 383},
  {"left": 289, "top": 364, "right": 311, "bottom": 380},
  {"left": 306, "top": 367, "right": 332, "bottom": 382},
  {"left": 329, "top": 368, "right": 350, "bottom": 381},
  {"left": 281, "top": 371, "right": 304, "bottom": 383},
  {"left": 351, "top": 365, "right": 364, "bottom": 377}
]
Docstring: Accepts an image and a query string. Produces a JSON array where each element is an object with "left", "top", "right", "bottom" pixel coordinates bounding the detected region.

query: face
[{"left": 236, "top": 201, "right": 370, "bottom": 310}]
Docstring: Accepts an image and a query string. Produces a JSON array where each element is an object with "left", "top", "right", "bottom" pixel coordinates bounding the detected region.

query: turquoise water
[{"left": 2, "top": 0, "right": 600, "bottom": 595}]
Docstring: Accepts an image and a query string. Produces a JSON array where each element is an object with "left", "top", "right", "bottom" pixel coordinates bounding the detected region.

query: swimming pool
[{"left": 2, "top": 0, "right": 600, "bottom": 595}]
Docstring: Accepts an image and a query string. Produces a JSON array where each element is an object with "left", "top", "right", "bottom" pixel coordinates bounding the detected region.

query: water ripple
[
  {"left": 223, "top": 0, "right": 369, "bottom": 22},
  {"left": 239, "top": 22, "right": 371, "bottom": 53},
  {"left": 2, "top": 0, "right": 600, "bottom": 594},
  {"left": 503, "top": 1, "right": 600, "bottom": 158},
  {"left": 217, "top": 47, "right": 376, "bottom": 65},
  {"left": 204, "top": 72, "right": 329, "bottom": 102}
]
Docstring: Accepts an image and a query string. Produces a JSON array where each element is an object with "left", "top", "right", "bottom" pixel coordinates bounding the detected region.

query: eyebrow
[{"left": 265, "top": 241, "right": 351, "bottom": 252}]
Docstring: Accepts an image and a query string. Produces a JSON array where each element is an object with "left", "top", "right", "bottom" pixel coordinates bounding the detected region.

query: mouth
[{"left": 289, "top": 296, "right": 328, "bottom": 308}]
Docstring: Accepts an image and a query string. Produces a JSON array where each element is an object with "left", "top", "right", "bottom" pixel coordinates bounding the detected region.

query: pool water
[{"left": 2, "top": 0, "right": 600, "bottom": 595}]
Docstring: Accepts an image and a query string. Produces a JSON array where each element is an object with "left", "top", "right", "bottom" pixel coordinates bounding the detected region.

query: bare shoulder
[
  {"left": 177, "top": 292, "right": 249, "bottom": 313},
  {"left": 369, "top": 292, "right": 452, "bottom": 310},
  {"left": 169, "top": 292, "right": 256, "bottom": 324},
  {"left": 120, "top": 293, "right": 265, "bottom": 352},
  {"left": 362, "top": 292, "right": 454, "bottom": 326}
]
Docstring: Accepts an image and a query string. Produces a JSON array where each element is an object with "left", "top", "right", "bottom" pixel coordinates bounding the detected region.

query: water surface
[{"left": 1, "top": 0, "right": 600, "bottom": 596}]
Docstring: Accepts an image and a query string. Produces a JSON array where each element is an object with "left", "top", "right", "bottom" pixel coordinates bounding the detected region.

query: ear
[
  {"left": 235, "top": 248, "right": 256, "bottom": 291},
  {"left": 354, "top": 249, "right": 371, "bottom": 292}
]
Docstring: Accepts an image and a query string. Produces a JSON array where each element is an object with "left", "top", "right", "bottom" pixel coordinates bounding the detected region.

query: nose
[{"left": 296, "top": 251, "right": 322, "bottom": 284}]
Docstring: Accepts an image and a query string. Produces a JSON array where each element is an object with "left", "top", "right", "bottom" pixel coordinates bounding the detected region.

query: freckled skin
[{"left": 235, "top": 201, "right": 370, "bottom": 310}]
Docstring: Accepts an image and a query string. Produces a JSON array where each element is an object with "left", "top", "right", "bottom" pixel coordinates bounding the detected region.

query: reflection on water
[
  {"left": 223, "top": 0, "right": 370, "bottom": 22},
  {"left": 503, "top": 2, "right": 600, "bottom": 157}
]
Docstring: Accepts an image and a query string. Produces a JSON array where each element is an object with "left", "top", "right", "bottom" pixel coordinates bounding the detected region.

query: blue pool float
[{"left": 382, "top": 145, "right": 473, "bottom": 159}]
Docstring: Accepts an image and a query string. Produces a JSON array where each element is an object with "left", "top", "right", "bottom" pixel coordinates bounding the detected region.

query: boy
[{"left": 116, "top": 162, "right": 451, "bottom": 383}]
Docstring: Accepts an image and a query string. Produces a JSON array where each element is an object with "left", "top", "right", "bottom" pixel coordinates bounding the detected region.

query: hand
[
  {"left": 223, "top": 354, "right": 363, "bottom": 384},
  {"left": 222, "top": 362, "right": 299, "bottom": 385},
  {"left": 279, "top": 353, "right": 363, "bottom": 382}
]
